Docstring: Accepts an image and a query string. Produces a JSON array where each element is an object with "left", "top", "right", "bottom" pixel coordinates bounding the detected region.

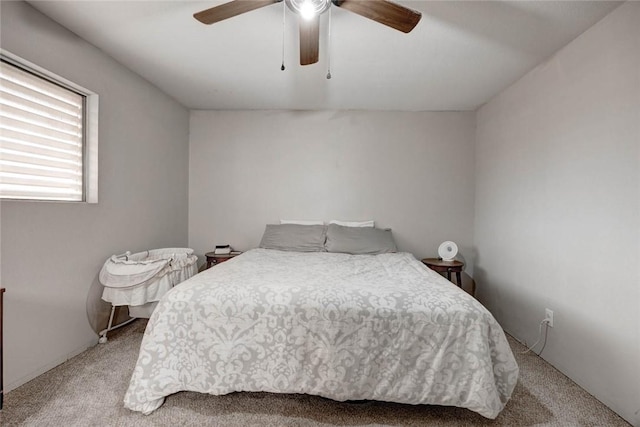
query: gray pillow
[
  {"left": 259, "top": 224, "right": 327, "bottom": 252},
  {"left": 325, "top": 224, "right": 397, "bottom": 255}
]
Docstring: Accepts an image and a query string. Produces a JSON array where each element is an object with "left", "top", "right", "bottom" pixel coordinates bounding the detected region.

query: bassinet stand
[{"left": 98, "top": 305, "right": 137, "bottom": 344}]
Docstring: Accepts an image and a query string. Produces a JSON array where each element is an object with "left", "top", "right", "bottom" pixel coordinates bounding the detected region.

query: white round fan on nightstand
[{"left": 438, "top": 241, "right": 458, "bottom": 261}]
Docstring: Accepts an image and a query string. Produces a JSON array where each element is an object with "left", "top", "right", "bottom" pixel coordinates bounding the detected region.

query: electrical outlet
[{"left": 545, "top": 308, "right": 554, "bottom": 328}]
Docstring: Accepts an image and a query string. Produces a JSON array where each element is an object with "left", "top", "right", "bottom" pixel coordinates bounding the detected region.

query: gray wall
[
  {"left": 0, "top": 1, "right": 190, "bottom": 390},
  {"left": 474, "top": 2, "right": 639, "bottom": 425},
  {"left": 189, "top": 110, "right": 476, "bottom": 268}
]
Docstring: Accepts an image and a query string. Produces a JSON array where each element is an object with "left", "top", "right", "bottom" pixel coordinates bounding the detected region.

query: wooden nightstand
[
  {"left": 421, "top": 258, "right": 464, "bottom": 286},
  {"left": 205, "top": 251, "right": 241, "bottom": 269}
]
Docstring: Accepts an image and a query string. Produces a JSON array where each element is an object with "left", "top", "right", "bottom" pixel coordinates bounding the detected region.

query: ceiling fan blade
[
  {"left": 194, "top": 0, "right": 280, "bottom": 25},
  {"left": 334, "top": 0, "right": 421, "bottom": 33},
  {"left": 299, "top": 16, "right": 320, "bottom": 66}
]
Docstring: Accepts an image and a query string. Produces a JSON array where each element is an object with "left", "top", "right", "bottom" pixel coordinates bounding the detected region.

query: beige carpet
[{"left": 1, "top": 320, "right": 630, "bottom": 426}]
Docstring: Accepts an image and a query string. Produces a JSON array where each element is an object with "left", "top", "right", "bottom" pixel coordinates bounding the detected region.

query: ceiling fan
[{"left": 194, "top": 0, "right": 421, "bottom": 66}]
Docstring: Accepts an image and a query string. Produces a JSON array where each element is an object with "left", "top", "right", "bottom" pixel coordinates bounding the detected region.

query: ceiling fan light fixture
[
  {"left": 286, "top": 0, "right": 331, "bottom": 20},
  {"left": 300, "top": 1, "right": 317, "bottom": 20}
]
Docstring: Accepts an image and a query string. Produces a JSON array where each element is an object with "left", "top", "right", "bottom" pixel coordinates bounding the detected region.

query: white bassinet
[{"left": 98, "top": 248, "right": 198, "bottom": 343}]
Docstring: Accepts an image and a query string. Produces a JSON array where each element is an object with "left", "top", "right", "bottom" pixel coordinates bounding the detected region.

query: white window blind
[{"left": 0, "top": 59, "right": 85, "bottom": 201}]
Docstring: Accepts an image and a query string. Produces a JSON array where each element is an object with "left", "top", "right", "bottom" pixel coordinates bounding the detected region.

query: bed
[{"left": 124, "top": 225, "right": 518, "bottom": 419}]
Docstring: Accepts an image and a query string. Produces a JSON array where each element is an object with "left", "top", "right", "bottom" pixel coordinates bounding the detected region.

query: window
[{"left": 0, "top": 53, "right": 98, "bottom": 202}]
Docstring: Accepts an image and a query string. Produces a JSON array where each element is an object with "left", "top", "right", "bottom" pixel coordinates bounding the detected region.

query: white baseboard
[{"left": 5, "top": 337, "right": 98, "bottom": 393}]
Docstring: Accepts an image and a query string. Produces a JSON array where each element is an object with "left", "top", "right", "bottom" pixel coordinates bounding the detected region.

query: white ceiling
[{"left": 27, "top": 1, "right": 621, "bottom": 111}]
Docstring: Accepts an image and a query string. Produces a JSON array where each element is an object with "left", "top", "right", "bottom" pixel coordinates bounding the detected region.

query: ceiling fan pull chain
[
  {"left": 326, "top": 5, "right": 332, "bottom": 79},
  {"left": 281, "top": 0, "right": 286, "bottom": 71}
]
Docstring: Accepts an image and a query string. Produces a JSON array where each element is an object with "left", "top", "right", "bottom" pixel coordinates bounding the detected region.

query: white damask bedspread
[{"left": 124, "top": 249, "right": 518, "bottom": 418}]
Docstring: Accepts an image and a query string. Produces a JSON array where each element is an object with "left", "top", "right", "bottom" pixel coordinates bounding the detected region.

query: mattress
[{"left": 124, "top": 248, "right": 518, "bottom": 418}]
